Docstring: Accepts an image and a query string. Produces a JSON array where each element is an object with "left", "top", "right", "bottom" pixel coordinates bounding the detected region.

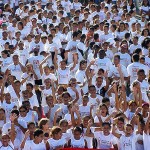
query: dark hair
[
  {"left": 11, "top": 109, "right": 19, "bottom": 116},
  {"left": 27, "top": 122, "right": 35, "bottom": 128},
  {"left": 19, "top": 105, "right": 28, "bottom": 111},
  {"left": 38, "top": 118, "right": 49, "bottom": 129},
  {"left": 73, "top": 126, "right": 82, "bottom": 134},
  {"left": 137, "top": 69, "right": 145, "bottom": 74},
  {"left": 102, "top": 122, "right": 111, "bottom": 127},
  {"left": 126, "top": 124, "right": 133, "bottom": 130},
  {"left": 118, "top": 117, "right": 124, "bottom": 123},
  {"left": 141, "top": 37, "right": 150, "bottom": 49},
  {"left": 134, "top": 48, "right": 142, "bottom": 55},
  {"left": 132, "top": 53, "right": 139, "bottom": 62},
  {"left": 26, "top": 83, "right": 34, "bottom": 89},
  {"left": 34, "top": 129, "right": 44, "bottom": 137},
  {"left": 62, "top": 92, "right": 70, "bottom": 98},
  {"left": 100, "top": 104, "right": 109, "bottom": 115},
  {"left": 72, "top": 31, "right": 79, "bottom": 38},
  {"left": 102, "top": 97, "right": 110, "bottom": 103}
]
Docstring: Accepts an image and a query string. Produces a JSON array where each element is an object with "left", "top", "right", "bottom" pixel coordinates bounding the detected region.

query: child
[
  {"left": 46, "top": 126, "right": 67, "bottom": 150},
  {"left": 21, "top": 129, "right": 46, "bottom": 150},
  {"left": 68, "top": 126, "right": 87, "bottom": 148}
]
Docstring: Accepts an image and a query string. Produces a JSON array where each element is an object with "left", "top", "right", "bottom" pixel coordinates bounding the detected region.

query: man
[
  {"left": 116, "top": 44, "right": 131, "bottom": 68},
  {"left": 127, "top": 54, "right": 149, "bottom": 84},
  {"left": 108, "top": 54, "right": 128, "bottom": 82},
  {"left": 7, "top": 54, "right": 26, "bottom": 81}
]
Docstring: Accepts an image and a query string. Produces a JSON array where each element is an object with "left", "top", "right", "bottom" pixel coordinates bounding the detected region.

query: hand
[
  {"left": 117, "top": 64, "right": 122, "bottom": 73},
  {"left": 112, "top": 111, "right": 118, "bottom": 117},
  {"left": 113, "top": 83, "right": 118, "bottom": 92},
  {"left": 135, "top": 107, "right": 142, "bottom": 114},
  {"left": 96, "top": 109, "right": 101, "bottom": 117},
  {"left": 88, "top": 119, "right": 93, "bottom": 126},
  {"left": 24, "top": 130, "right": 30, "bottom": 139},
  {"left": 90, "top": 60, "right": 95, "bottom": 65},
  {"left": 71, "top": 106, "right": 76, "bottom": 112},
  {"left": 56, "top": 108, "right": 62, "bottom": 114}
]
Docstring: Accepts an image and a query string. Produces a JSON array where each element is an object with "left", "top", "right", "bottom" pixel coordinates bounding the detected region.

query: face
[
  {"left": 44, "top": 79, "right": 51, "bottom": 87},
  {"left": 60, "top": 61, "right": 66, "bottom": 70},
  {"left": 1, "top": 135, "right": 10, "bottom": 146},
  {"left": 138, "top": 72, "right": 145, "bottom": 81},
  {"left": 142, "top": 105, "right": 149, "bottom": 113},
  {"left": 28, "top": 124, "right": 36, "bottom": 133},
  {"left": 0, "top": 110, "right": 5, "bottom": 119},
  {"left": 60, "top": 123, "right": 68, "bottom": 133},
  {"left": 96, "top": 77, "right": 103, "bottom": 86},
  {"left": 19, "top": 108, "right": 27, "bottom": 117},
  {"left": 89, "top": 87, "right": 96, "bottom": 95},
  {"left": 44, "top": 67, "right": 50, "bottom": 74},
  {"left": 1, "top": 52, "right": 7, "bottom": 58},
  {"left": 100, "top": 106, "right": 107, "bottom": 115},
  {"left": 80, "top": 63, "right": 87, "bottom": 70},
  {"left": 54, "top": 131, "right": 62, "bottom": 140},
  {"left": 74, "top": 131, "right": 81, "bottom": 140},
  {"left": 113, "top": 56, "right": 120, "bottom": 65},
  {"left": 70, "top": 79, "right": 76, "bottom": 87},
  {"left": 5, "top": 93, "right": 11, "bottom": 101},
  {"left": 46, "top": 96, "right": 54, "bottom": 106},
  {"left": 13, "top": 55, "right": 19, "bottom": 64},
  {"left": 62, "top": 94, "right": 70, "bottom": 104},
  {"left": 43, "top": 122, "right": 49, "bottom": 130},
  {"left": 117, "top": 120, "right": 124, "bottom": 128},
  {"left": 125, "top": 126, "right": 133, "bottom": 135},
  {"left": 129, "top": 102, "right": 137, "bottom": 112},
  {"left": 36, "top": 134, "right": 44, "bottom": 143},
  {"left": 103, "top": 125, "right": 110, "bottom": 135},
  {"left": 26, "top": 85, "right": 33, "bottom": 93}
]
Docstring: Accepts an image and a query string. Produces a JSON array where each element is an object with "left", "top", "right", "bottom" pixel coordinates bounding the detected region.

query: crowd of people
[{"left": 0, "top": 0, "right": 149, "bottom": 149}]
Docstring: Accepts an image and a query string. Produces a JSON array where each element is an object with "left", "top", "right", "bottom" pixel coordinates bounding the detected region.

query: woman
[
  {"left": 140, "top": 0, "right": 150, "bottom": 18},
  {"left": 141, "top": 37, "right": 150, "bottom": 56},
  {"left": 138, "top": 28, "right": 150, "bottom": 45},
  {"left": 38, "top": 118, "right": 51, "bottom": 136},
  {"left": 115, "top": 22, "right": 127, "bottom": 40}
]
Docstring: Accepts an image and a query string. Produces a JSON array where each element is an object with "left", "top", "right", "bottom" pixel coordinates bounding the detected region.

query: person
[
  {"left": 21, "top": 129, "right": 46, "bottom": 150},
  {"left": 46, "top": 126, "right": 67, "bottom": 150},
  {"left": 68, "top": 126, "right": 88, "bottom": 148},
  {"left": 2, "top": 109, "right": 27, "bottom": 144}
]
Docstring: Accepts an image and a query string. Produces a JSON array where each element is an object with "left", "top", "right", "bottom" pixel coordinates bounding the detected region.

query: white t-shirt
[
  {"left": 108, "top": 64, "right": 128, "bottom": 78},
  {"left": 116, "top": 52, "right": 131, "bottom": 67},
  {"left": 1, "top": 101, "right": 16, "bottom": 122},
  {"left": 127, "top": 62, "right": 149, "bottom": 84},
  {"left": 70, "top": 137, "right": 85, "bottom": 148},
  {"left": 28, "top": 55, "right": 44, "bottom": 79},
  {"left": 7, "top": 64, "right": 24, "bottom": 80},
  {"left": 57, "top": 67, "right": 70, "bottom": 84},
  {"left": 129, "top": 44, "right": 142, "bottom": 54},
  {"left": 65, "top": 40, "right": 78, "bottom": 64},
  {"left": 94, "top": 57, "right": 112, "bottom": 73},
  {"left": 79, "top": 105, "right": 91, "bottom": 117},
  {"left": 120, "top": 134, "right": 138, "bottom": 150},
  {"left": 2, "top": 119, "right": 27, "bottom": 142},
  {"left": 47, "top": 138, "right": 66, "bottom": 149},
  {"left": 94, "top": 131, "right": 117, "bottom": 149},
  {"left": 0, "top": 57, "right": 13, "bottom": 73},
  {"left": 143, "top": 132, "right": 150, "bottom": 150},
  {"left": 0, "top": 141, "right": 14, "bottom": 150},
  {"left": 145, "top": 56, "right": 150, "bottom": 69},
  {"left": 23, "top": 140, "right": 46, "bottom": 150}
]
